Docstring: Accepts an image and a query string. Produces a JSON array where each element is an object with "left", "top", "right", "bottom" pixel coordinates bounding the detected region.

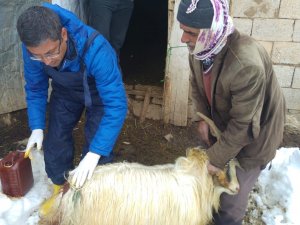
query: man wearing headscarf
[{"left": 177, "top": 0, "right": 286, "bottom": 224}]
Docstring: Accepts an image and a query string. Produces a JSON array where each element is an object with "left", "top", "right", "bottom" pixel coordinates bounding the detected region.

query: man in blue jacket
[{"left": 17, "top": 3, "right": 127, "bottom": 214}]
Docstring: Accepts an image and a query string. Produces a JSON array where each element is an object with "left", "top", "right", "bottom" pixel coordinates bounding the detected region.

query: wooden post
[
  {"left": 139, "top": 87, "right": 152, "bottom": 123},
  {"left": 163, "top": 0, "right": 190, "bottom": 126},
  {"left": 163, "top": 0, "right": 174, "bottom": 125},
  {"left": 163, "top": 76, "right": 171, "bottom": 124},
  {"left": 229, "top": 0, "right": 233, "bottom": 16}
]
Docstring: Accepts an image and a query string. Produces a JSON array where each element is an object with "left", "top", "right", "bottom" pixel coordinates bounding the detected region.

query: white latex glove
[
  {"left": 70, "top": 152, "right": 100, "bottom": 188},
  {"left": 25, "top": 129, "right": 44, "bottom": 159}
]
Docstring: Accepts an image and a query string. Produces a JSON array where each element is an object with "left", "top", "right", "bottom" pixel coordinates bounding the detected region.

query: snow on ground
[
  {"left": 0, "top": 147, "right": 299, "bottom": 225},
  {"left": 0, "top": 150, "right": 51, "bottom": 225},
  {"left": 251, "top": 147, "right": 300, "bottom": 225}
]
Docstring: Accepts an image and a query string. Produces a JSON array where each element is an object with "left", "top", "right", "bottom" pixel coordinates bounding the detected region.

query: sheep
[
  {"left": 39, "top": 151, "right": 240, "bottom": 225},
  {"left": 39, "top": 112, "right": 240, "bottom": 225}
]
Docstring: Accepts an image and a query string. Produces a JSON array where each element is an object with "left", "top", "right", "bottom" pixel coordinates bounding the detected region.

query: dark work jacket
[{"left": 189, "top": 30, "right": 286, "bottom": 170}]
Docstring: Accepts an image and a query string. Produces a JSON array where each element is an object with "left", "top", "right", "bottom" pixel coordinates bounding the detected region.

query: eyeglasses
[{"left": 29, "top": 39, "right": 62, "bottom": 61}]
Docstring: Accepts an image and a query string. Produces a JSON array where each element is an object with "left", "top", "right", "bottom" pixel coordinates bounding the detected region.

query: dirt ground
[
  {"left": 1, "top": 109, "right": 300, "bottom": 225},
  {"left": 0, "top": 109, "right": 202, "bottom": 165}
]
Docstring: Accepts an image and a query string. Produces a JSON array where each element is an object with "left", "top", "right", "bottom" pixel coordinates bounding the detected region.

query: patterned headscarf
[{"left": 188, "top": 0, "right": 234, "bottom": 61}]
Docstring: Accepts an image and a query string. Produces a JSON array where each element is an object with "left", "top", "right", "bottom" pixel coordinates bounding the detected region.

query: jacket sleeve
[
  {"left": 189, "top": 55, "right": 210, "bottom": 121},
  {"left": 22, "top": 45, "right": 49, "bottom": 130},
  {"left": 206, "top": 65, "right": 266, "bottom": 169},
  {"left": 84, "top": 37, "right": 127, "bottom": 156}
]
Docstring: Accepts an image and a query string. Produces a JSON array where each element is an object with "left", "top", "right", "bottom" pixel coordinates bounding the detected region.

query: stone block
[
  {"left": 287, "top": 109, "right": 300, "bottom": 122},
  {"left": 146, "top": 104, "right": 163, "bottom": 120},
  {"left": 288, "top": 109, "right": 300, "bottom": 121},
  {"left": 272, "top": 42, "right": 300, "bottom": 65},
  {"left": 257, "top": 41, "right": 273, "bottom": 56},
  {"left": 282, "top": 88, "right": 300, "bottom": 110},
  {"left": 279, "top": 0, "right": 300, "bottom": 19},
  {"left": 287, "top": 112, "right": 300, "bottom": 122},
  {"left": 131, "top": 100, "right": 162, "bottom": 120},
  {"left": 273, "top": 65, "right": 294, "bottom": 88},
  {"left": 252, "top": 19, "right": 293, "bottom": 41},
  {"left": 233, "top": 18, "right": 252, "bottom": 35},
  {"left": 289, "top": 109, "right": 300, "bottom": 114},
  {"left": 294, "top": 20, "right": 300, "bottom": 42},
  {"left": 232, "top": 0, "right": 280, "bottom": 18},
  {"left": 151, "top": 97, "right": 163, "bottom": 105},
  {"left": 135, "top": 95, "right": 144, "bottom": 101},
  {"left": 292, "top": 67, "right": 300, "bottom": 88}
]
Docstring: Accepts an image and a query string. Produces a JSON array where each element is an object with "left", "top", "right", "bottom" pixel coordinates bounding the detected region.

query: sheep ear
[{"left": 175, "top": 156, "right": 190, "bottom": 167}]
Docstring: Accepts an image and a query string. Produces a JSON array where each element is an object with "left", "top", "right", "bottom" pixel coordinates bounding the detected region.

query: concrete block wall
[
  {"left": 0, "top": 0, "right": 45, "bottom": 115},
  {"left": 232, "top": 0, "right": 300, "bottom": 119},
  {"left": 0, "top": 0, "right": 82, "bottom": 117}
]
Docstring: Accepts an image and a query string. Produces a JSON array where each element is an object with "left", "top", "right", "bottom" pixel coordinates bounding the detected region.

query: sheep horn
[{"left": 196, "top": 112, "right": 221, "bottom": 141}]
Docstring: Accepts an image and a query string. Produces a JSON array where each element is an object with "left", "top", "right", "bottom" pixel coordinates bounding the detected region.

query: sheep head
[
  {"left": 213, "top": 159, "right": 241, "bottom": 195},
  {"left": 185, "top": 147, "right": 240, "bottom": 195}
]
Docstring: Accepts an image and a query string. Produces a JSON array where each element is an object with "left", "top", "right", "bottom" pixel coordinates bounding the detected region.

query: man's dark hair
[{"left": 17, "top": 6, "right": 62, "bottom": 47}]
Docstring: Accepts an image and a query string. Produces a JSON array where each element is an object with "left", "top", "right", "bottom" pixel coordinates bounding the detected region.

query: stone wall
[
  {"left": 0, "top": 0, "right": 83, "bottom": 117},
  {"left": 232, "top": 0, "right": 300, "bottom": 119},
  {"left": 0, "top": 1, "right": 44, "bottom": 115}
]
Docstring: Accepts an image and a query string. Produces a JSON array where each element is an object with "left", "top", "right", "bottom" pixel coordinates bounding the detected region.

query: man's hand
[
  {"left": 25, "top": 129, "right": 44, "bottom": 158},
  {"left": 70, "top": 152, "right": 101, "bottom": 188},
  {"left": 207, "top": 162, "right": 222, "bottom": 175},
  {"left": 197, "top": 120, "right": 211, "bottom": 147}
]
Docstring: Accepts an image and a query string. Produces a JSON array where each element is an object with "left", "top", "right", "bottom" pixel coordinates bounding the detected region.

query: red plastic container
[{"left": 0, "top": 151, "right": 34, "bottom": 197}]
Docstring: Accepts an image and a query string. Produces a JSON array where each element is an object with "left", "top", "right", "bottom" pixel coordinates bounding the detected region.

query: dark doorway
[{"left": 120, "top": 0, "right": 168, "bottom": 86}]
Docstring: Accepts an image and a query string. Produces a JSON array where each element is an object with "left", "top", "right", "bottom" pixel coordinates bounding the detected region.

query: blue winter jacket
[{"left": 22, "top": 3, "right": 127, "bottom": 156}]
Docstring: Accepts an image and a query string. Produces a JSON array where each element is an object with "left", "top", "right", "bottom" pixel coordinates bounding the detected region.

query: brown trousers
[{"left": 213, "top": 166, "right": 262, "bottom": 225}]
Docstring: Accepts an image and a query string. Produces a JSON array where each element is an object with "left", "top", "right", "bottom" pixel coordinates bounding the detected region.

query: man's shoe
[{"left": 39, "top": 184, "right": 62, "bottom": 216}]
